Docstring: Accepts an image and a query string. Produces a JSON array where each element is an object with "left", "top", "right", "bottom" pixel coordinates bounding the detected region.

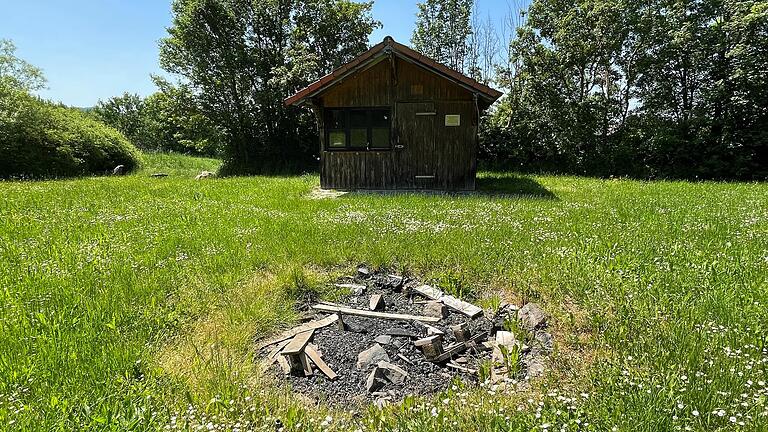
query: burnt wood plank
[
  {"left": 305, "top": 346, "right": 338, "bottom": 381},
  {"left": 441, "top": 295, "right": 484, "bottom": 319},
  {"left": 255, "top": 314, "right": 338, "bottom": 350},
  {"left": 282, "top": 330, "right": 314, "bottom": 355},
  {"left": 312, "top": 303, "right": 441, "bottom": 323}
]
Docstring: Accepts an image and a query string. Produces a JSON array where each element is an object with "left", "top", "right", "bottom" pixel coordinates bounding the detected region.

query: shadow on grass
[
  {"left": 323, "top": 173, "right": 557, "bottom": 200},
  {"left": 476, "top": 173, "right": 558, "bottom": 199}
]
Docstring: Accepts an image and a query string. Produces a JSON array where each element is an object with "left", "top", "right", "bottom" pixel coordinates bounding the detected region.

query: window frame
[{"left": 323, "top": 107, "right": 392, "bottom": 152}]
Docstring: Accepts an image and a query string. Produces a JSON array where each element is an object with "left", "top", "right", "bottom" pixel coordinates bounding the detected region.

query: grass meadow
[{"left": 0, "top": 153, "right": 766, "bottom": 431}]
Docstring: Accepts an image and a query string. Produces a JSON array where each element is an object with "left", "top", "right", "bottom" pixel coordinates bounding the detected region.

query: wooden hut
[{"left": 284, "top": 36, "right": 502, "bottom": 191}]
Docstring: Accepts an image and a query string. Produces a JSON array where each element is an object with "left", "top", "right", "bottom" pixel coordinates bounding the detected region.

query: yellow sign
[{"left": 445, "top": 115, "right": 461, "bottom": 126}]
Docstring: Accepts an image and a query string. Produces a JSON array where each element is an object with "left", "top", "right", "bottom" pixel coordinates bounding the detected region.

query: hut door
[{"left": 395, "top": 102, "right": 436, "bottom": 189}]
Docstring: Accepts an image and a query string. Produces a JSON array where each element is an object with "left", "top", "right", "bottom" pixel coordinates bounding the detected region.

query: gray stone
[
  {"left": 423, "top": 301, "right": 448, "bottom": 318},
  {"left": 195, "top": 171, "right": 214, "bottom": 180},
  {"left": 357, "top": 266, "right": 371, "bottom": 278},
  {"left": 532, "top": 331, "right": 553, "bottom": 355},
  {"left": 518, "top": 303, "right": 547, "bottom": 331},
  {"left": 526, "top": 357, "right": 546, "bottom": 378},
  {"left": 374, "top": 335, "right": 393, "bottom": 345},
  {"left": 385, "top": 275, "right": 404, "bottom": 289},
  {"left": 375, "top": 274, "right": 402, "bottom": 288},
  {"left": 495, "top": 330, "right": 517, "bottom": 348},
  {"left": 345, "top": 322, "right": 368, "bottom": 334},
  {"left": 498, "top": 302, "right": 519, "bottom": 313},
  {"left": 366, "top": 367, "right": 388, "bottom": 392},
  {"left": 377, "top": 361, "right": 408, "bottom": 385},
  {"left": 369, "top": 294, "right": 385, "bottom": 311},
  {"left": 357, "top": 344, "right": 390, "bottom": 370}
]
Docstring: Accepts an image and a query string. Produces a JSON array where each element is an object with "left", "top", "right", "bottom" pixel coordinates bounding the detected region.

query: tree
[
  {"left": 0, "top": 44, "right": 140, "bottom": 179},
  {"left": 467, "top": 12, "right": 500, "bottom": 85},
  {"left": 483, "top": 0, "right": 768, "bottom": 180},
  {"left": 92, "top": 82, "right": 223, "bottom": 156},
  {"left": 412, "top": 0, "right": 474, "bottom": 72},
  {"left": 142, "top": 78, "right": 224, "bottom": 155},
  {"left": 159, "top": 0, "right": 379, "bottom": 174},
  {"left": 92, "top": 93, "right": 149, "bottom": 148},
  {"left": 0, "top": 39, "right": 46, "bottom": 92}
]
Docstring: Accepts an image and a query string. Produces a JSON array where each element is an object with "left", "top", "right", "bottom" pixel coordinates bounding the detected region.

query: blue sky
[{"left": 1, "top": 0, "right": 517, "bottom": 107}]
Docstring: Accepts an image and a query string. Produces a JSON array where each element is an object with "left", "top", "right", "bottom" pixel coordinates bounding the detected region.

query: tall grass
[
  {"left": 0, "top": 154, "right": 766, "bottom": 430},
  {"left": 135, "top": 152, "right": 221, "bottom": 177}
]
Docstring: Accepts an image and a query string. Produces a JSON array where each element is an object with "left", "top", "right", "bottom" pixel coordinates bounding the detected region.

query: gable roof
[{"left": 284, "top": 36, "right": 503, "bottom": 107}]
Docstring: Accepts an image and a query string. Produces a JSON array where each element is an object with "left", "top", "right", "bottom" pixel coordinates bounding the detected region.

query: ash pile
[{"left": 257, "top": 267, "right": 553, "bottom": 405}]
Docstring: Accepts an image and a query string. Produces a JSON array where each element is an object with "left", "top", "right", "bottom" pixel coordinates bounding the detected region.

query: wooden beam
[
  {"left": 299, "top": 352, "right": 314, "bottom": 376},
  {"left": 305, "top": 346, "right": 338, "bottom": 381},
  {"left": 255, "top": 314, "right": 338, "bottom": 350},
  {"left": 276, "top": 355, "right": 291, "bottom": 375},
  {"left": 413, "top": 284, "right": 443, "bottom": 300},
  {"left": 397, "top": 353, "right": 415, "bottom": 365},
  {"left": 312, "top": 303, "right": 441, "bottom": 323},
  {"left": 451, "top": 322, "right": 471, "bottom": 342},
  {"left": 441, "top": 295, "right": 484, "bottom": 318},
  {"left": 414, "top": 335, "right": 444, "bottom": 360},
  {"left": 430, "top": 332, "right": 488, "bottom": 363},
  {"left": 447, "top": 362, "right": 477, "bottom": 374},
  {"left": 425, "top": 324, "right": 444, "bottom": 336},
  {"left": 432, "top": 342, "right": 468, "bottom": 363},
  {"left": 259, "top": 339, "right": 291, "bottom": 372},
  {"left": 282, "top": 330, "right": 314, "bottom": 355},
  {"left": 281, "top": 330, "right": 315, "bottom": 376}
]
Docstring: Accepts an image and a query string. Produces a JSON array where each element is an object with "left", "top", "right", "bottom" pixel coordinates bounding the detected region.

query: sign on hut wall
[{"left": 445, "top": 115, "right": 461, "bottom": 127}]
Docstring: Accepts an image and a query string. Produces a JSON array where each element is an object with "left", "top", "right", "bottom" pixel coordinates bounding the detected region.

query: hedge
[{"left": 0, "top": 86, "right": 141, "bottom": 179}]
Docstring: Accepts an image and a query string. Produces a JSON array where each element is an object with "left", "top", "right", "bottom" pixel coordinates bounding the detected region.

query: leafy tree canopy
[
  {"left": 92, "top": 80, "right": 223, "bottom": 156},
  {"left": 159, "top": 0, "right": 380, "bottom": 175},
  {"left": 483, "top": 0, "right": 768, "bottom": 180},
  {"left": 0, "top": 39, "right": 46, "bottom": 92},
  {"left": 411, "top": 0, "right": 474, "bottom": 72}
]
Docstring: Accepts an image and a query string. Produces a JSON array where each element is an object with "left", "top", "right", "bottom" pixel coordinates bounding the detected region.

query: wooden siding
[
  {"left": 322, "top": 59, "right": 392, "bottom": 107},
  {"left": 395, "top": 59, "right": 474, "bottom": 102},
  {"left": 318, "top": 56, "right": 479, "bottom": 191}
]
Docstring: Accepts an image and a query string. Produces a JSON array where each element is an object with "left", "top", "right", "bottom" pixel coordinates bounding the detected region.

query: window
[
  {"left": 370, "top": 110, "right": 390, "bottom": 149},
  {"left": 324, "top": 108, "right": 391, "bottom": 151},
  {"left": 349, "top": 110, "right": 368, "bottom": 148},
  {"left": 326, "top": 110, "right": 347, "bottom": 148}
]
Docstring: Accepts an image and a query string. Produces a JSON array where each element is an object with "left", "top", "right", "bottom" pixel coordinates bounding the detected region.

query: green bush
[
  {"left": 91, "top": 85, "right": 224, "bottom": 157},
  {"left": 0, "top": 85, "right": 141, "bottom": 179}
]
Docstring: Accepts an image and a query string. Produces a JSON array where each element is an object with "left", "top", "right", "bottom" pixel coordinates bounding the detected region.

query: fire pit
[{"left": 257, "top": 267, "right": 553, "bottom": 405}]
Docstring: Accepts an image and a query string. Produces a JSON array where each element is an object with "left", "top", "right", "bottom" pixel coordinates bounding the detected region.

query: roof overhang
[{"left": 284, "top": 36, "right": 503, "bottom": 108}]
